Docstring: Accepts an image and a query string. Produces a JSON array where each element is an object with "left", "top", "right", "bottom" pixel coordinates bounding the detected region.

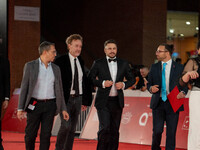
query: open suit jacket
[
  {"left": 88, "top": 57, "right": 135, "bottom": 109},
  {"left": 54, "top": 53, "right": 92, "bottom": 106},
  {"left": 18, "top": 58, "right": 67, "bottom": 114},
  {"left": 147, "top": 60, "right": 188, "bottom": 111},
  {"left": 0, "top": 56, "right": 10, "bottom": 103}
]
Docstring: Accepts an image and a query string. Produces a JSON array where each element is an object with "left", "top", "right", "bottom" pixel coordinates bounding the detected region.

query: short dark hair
[
  {"left": 66, "top": 34, "right": 83, "bottom": 45},
  {"left": 159, "top": 43, "right": 174, "bottom": 55},
  {"left": 38, "top": 41, "right": 55, "bottom": 55},
  {"left": 104, "top": 39, "right": 117, "bottom": 48}
]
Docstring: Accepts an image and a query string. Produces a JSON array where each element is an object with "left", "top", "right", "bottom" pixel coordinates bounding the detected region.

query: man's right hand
[
  {"left": 62, "top": 111, "right": 69, "bottom": 121},
  {"left": 17, "top": 111, "right": 26, "bottom": 121},
  {"left": 151, "top": 85, "right": 159, "bottom": 93},
  {"left": 104, "top": 80, "right": 113, "bottom": 87}
]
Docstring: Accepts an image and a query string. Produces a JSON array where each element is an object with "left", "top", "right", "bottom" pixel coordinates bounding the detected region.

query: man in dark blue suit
[{"left": 147, "top": 44, "right": 188, "bottom": 150}]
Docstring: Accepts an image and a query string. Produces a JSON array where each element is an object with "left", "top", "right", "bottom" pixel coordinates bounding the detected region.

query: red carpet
[{"left": 2, "top": 131, "right": 186, "bottom": 150}]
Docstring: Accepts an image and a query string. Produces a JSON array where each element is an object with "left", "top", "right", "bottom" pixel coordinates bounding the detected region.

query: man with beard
[
  {"left": 147, "top": 43, "right": 187, "bottom": 150},
  {"left": 88, "top": 39, "right": 135, "bottom": 150}
]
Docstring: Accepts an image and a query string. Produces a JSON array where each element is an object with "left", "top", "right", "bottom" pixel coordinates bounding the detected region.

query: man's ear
[
  {"left": 43, "top": 50, "right": 47, "bottom": 55},
  {"left": 68, "top": 44, "right": 71, "bottom": 50}
]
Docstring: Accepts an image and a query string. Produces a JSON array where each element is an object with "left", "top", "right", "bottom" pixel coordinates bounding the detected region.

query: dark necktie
[
  {"left": 108, "top": 58, "right": 117, "bottom": 62},
  {"left": 73, "top": 58, "right": 79, "bottom": 96}
]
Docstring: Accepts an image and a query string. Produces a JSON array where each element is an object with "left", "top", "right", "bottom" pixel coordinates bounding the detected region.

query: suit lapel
[
  {"left": 32, "top": 59, "right": 39, "bottom": 84},
  {"left": 169, "top": 61, "right": 175, "bottom": 84},
  {"left": 158, "top": 62, "right": 162, "bottom": 86},
  {"left": 29, "top": 59, "right": 39, "bottom": 94},
  {"left": 116, "top": 58, "right": 122, "bottom": 81},
  {"left": 103, "top": 58, "right": 112, "bottom": 80},
  {"left": 66, "top": 53, "right": 73, "bottom": 80},
  {"left": 77, "top": 56, "right": 84, "bottom": 73},
  {"left": 52, "top": 63, "right": 58, "bottom": 81}
]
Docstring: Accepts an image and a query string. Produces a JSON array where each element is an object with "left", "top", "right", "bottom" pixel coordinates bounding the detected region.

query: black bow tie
[{"left": 108, "top": 58, "right": 117, "bottom": 62}]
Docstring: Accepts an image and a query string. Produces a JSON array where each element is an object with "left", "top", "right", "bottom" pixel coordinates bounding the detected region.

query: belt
[
  {"left": 70, "top": 94, "right": 83, "bottom": 98},
  {"left": 31, "top": 97, "right": 56, "bottom": 102}
]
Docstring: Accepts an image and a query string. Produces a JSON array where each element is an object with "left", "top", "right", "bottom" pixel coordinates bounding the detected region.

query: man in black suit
[
  {"left": 54, "top": 34, "right": 92, "bottom": 150},
  {"left": 88, "top": 39, "right": 135, "bottom": 150},
  {"left": 147, "top": 44, "right": 188, "bottom": 150},
  {"left": 0, "top": 55, "right": 10, "bottom": 150}
]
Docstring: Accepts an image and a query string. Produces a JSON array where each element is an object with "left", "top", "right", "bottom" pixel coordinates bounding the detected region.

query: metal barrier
[
  {"left": 75, "top": 93, "right": 96, "bottom": 133},
  {"left": 51, "top": 93, "right": 95, "bottom": 136},
  {"left": 75, "top": 107, "right": 90, "bottom": 133}
]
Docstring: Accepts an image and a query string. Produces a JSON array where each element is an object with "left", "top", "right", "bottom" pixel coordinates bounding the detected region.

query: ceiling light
[
  {"left": 196, "top": 27, "right": 199, "bottom": 30},
  {"left": 186, "top": 21, "right": 190, "bottom": 25},
  {"left": 169, "top": 29, "right": 174, "bottom": 33}
]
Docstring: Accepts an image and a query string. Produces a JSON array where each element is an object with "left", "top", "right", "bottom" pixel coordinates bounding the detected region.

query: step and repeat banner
[{"left": 2, "top": 89, "right": 189, "bottom": 149}]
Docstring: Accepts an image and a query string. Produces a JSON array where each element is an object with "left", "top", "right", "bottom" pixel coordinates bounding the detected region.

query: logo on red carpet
[
  {"left": 182, "top": 116, "right": 189, "bottom": 130},
  {"left": 121, "top": 112, "right": 132, "bottom": 124}
]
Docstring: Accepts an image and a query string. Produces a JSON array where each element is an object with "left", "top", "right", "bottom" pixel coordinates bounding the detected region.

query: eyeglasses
[{"left": 156, "top": 50, "right": 168, "bottom": 53}]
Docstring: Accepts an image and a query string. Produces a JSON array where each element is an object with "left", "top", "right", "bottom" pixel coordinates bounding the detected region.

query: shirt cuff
[
  {"left": 181, "top": 91, "right": 186, "bottom": 95},
  {"left": 149, "top": 86, "right": 153, "bottom": 94},
  {"left": 102, "top": 80, "right": 106, "bottom": 88},
  {"left": 122, "top": 82, "right": 125, "bottom": 90},
  {"left": 5, "top": 97, "right": 9, "bottom": 100}
]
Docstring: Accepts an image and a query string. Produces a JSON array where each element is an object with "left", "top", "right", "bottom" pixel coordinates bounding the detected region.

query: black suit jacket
[
  {"left": 0, "top": 56, "right": 10, "bottom": 102},
  {"left": 147, "top": 60, "right": 188, "bottom": 110},
  {"left": 54, "top": 53, "right": 92, "bottom": 106},
  {"left": 88, "top": 57, "right": 135, "bottom": 109}
]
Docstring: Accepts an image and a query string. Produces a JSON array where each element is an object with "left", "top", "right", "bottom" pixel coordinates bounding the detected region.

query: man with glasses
[
  {"left": 147, "top": 43, "right": 187, "bottom": 150},
  {"left": 17, "top": 41, "right": 69, "bottom": 150}
]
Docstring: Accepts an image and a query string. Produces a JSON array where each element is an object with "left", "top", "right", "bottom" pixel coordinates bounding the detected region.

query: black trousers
[
  {"left": 55, "top": 96, "right": 82, "bottom": 150},
  {"left": 96, "top": 96, "right": 122, "bottom": 150},
  {"left": 151, "top": 99, "right": 179, "bottom": 150},
  {"left": 25, "top": 100, "right": 56, "bottom": 150}
]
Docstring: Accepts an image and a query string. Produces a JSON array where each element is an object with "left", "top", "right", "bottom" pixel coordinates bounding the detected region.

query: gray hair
[{"left": 38, "top": 41, "right": 55, "bottom": 55}]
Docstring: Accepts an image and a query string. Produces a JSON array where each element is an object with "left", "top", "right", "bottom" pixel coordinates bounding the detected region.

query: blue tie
[{"left": 161, "top": 63, "right": 167, "bottom": 101}]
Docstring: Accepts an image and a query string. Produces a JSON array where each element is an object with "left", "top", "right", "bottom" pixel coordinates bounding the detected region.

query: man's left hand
[
  {"left": 81, "top": 105, "right": 87, "bottom": 111},
  {"left": 2, "top": 100, "right": 9, "bottom": 109},
  {"left": 115, "top": 82, "right": 124, "bottom": 90},
  {"left": 62, "top": 111, "right": 69, "bottom": 121},
  {"left": 177, "top": 91, "right": 186, "bottom": 99}
]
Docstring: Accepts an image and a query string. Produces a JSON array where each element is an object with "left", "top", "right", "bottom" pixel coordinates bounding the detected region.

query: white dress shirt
[
  {"left": 32, "top": 58, "right": 55, "bottom": 99},
  {"left": 161, "top": 59, "right": 172, "bottom": 95},
  {"left": 69, "top": 53, "right": 83, "bottom": 95},
  {"left": 103, "top": 56, "right": 118, "bottom": 96}
]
